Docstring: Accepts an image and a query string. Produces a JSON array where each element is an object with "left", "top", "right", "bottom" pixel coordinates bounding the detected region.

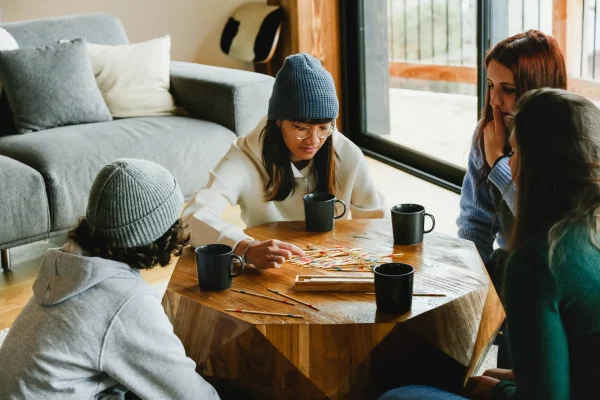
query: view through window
[{"left": 366, "top": 0, "right": 600, "bottom": 175}]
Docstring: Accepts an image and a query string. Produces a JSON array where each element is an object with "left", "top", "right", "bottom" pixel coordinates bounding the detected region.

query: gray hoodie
[{"left": 0, "top": 243, "right": 219, "bottom": 400}]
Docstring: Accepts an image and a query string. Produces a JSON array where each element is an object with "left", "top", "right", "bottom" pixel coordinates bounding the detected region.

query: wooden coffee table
[{"left": 162, "top": 219, "right": 504, "bottom": 399}]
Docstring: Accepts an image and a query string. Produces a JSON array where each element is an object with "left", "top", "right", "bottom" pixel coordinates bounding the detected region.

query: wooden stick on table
[
  {"left": 267, "top": 288, "right": 320, "bottom": 311},
  {"left": 224, "top": 309, "right": 305, "bottom": 318},
  {"left": 324, "top": 266, "right": 373, "bottom": 271},
  {"left": 232, "top": 289, "right": 296, "bottom": 305},
  {"left": 365, "top": 292, "right": 447, "bottom": 297}
]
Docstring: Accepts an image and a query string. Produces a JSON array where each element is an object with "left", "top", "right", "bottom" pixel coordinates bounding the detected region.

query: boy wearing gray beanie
[
  {"left": 0, "top": 159, "right": 219, "bottom": 400},
  {"left": 183, "top": 53, "right": 388, "bottom": 269}
]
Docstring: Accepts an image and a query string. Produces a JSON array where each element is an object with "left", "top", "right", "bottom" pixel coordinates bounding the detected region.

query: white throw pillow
[
  {"left": 0, "top": 28, "right": 19, "bottom": 93},
  {"left": 86, "top": 35, "right": 176, "bottom": 118}
]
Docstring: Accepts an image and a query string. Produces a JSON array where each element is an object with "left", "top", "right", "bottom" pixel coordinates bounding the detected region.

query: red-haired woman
[
  {"left": 457, "top": 30, "right": 568, "bottom": 370},
  {"left": 457, "top": 30, "right": 567, "bottom": 292}
]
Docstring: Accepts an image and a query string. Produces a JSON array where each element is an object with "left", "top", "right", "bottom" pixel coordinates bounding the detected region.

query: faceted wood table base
[{"left": 163, "top": 220, "right": 504, "bottom": 399}]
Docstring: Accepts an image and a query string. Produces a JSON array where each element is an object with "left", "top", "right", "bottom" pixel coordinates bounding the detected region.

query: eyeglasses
[{"left": 292, "top": 123, "right": 335, "bottom": 140}]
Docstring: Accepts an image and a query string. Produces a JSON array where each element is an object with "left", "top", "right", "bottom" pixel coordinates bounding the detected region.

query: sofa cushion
[
  {"left": 0, "top": 27, "right": 18, "bottom": 94},
  {"left": 1, "top": 13, "right": 128, "bottom": 49},
  {"left": 85, "top": 36, "right": 177, "bottom": 118},
  {"left": 0, "top": 116, "right": 235, "bottom": 231},
  {"left": 0, "top": 39, "right": 113, "bottom": 134},
  {"left": 0, "top": 13, "right": 128, "bottom": 135},
  {"left": 0, "top": 156, "right": 50, "bottom": 247}
]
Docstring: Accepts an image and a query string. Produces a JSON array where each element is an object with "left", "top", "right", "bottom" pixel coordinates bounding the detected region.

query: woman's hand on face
[
  {"left": 482, "top": 368, "right": 516, "bottom": 382},
  {"left": 484, "top": 107, "right": 508, "bottom": 168},
  {"left": 246, "top": 239, "right": 306, "bottom": 269},
  {"left": 465, "top": 376, "right": 500, "bottom": 400}
]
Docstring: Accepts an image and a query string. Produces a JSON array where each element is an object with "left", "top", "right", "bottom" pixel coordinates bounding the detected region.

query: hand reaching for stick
[{"left": 236, "top": 239, "right": 306, "bottom": 269}]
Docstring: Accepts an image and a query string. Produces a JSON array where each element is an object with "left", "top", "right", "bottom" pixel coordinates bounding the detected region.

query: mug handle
[
  {"left": 424, "top": 213, "right": 435, "bottom": 234},
  {"left": 231, "top": 254, "right": 244, "bottom": 277},
  {"left": 334, "top": 199, "right": 347, "bottom": 219}
]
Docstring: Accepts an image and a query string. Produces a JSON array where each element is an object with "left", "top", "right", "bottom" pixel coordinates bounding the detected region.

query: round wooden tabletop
[{"left": 163, "top": 219, "right": 504, "bottom": 399}]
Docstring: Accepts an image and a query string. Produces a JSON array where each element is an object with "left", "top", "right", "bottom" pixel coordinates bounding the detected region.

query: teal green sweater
[{"left": 492, "top": 226, "right": 600, "bottom": 399}]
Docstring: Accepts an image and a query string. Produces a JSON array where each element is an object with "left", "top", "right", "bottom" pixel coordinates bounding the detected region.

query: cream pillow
[
  {"left": 86, "top": 35, "right": 176, "bottom": 118},
  {"left": 0, "top": 28, "right": 19, "bottom": 93}
]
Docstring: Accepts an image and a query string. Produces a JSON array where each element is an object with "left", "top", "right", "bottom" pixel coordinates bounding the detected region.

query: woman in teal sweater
[
  {"left": 380, "top": 88, "right": 600, "bottom": 399},
  {"left": 481, "top": 88, "right": 600, "bottom": 399}
]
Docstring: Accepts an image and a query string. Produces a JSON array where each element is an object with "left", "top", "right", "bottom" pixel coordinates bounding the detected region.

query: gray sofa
[{"left": 0, "top": 13, "right": 274, "bottom": 269}]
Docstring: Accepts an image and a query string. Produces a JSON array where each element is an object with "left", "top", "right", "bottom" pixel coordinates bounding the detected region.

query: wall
[
  {"left": 0, "top": 0, "right": 265, "bottom": 70},
  {"left": 263, "top": 0, "right": 342, "bottom": 127}
]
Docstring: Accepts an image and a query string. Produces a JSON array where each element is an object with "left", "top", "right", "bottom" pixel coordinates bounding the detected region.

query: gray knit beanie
[
  {"left": 268, "top": 53, "right": 339, "bottom": 120},
  {"left": 86, "top": 159, "right": 184, "bottom": 248}
]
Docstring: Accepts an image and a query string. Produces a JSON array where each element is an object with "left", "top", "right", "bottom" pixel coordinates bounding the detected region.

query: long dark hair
[
  {"left": 477, "top": 30, "right": 567, "bottom": 182},
  {"left": 261, "top": 119, "right": 338, "bottom": 201},
  {"left": 510, "top": 88, "right": 600, "bottom": 262}
]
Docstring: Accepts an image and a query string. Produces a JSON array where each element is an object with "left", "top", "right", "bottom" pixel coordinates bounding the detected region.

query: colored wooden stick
[
  {"left": 364, "top": 292, "right": 446, "bottom": 297},
  {"left": 232, "top": 289, "right": 296, "bottom": 305},
  {"left": 324, "top": 267, "right": 373, "bottom": 271},
  {"left": 224, "top": 309, "right": 305, "bottom": 318},
  {"left": 267, "top": 288, "right": 320, "bottom": 311},
  {"left": 290, "top": 244, "right": 396, "bottom": 270}
]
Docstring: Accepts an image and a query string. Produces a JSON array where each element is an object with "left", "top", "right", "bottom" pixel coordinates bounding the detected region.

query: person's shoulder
[
  {"left": 114, "top": 284, "right": 164, "bottom": 321},
  {"left": 508, "top": 226, "right": 598, "bottom": 277},
  {"left": 215, "top": 135, "right": 257, "bottom": 170},
  {"left": 552, "top": 224, "right": 600, "bottom": 272},
  {"left": 98, "top": 273, "right": 155, "bottom": 303},
  {"left": 467, "top": 123, "right": 485, "bottom": 163},
  {"left": 226, "top": 119, "right": 268, "bottom": 164},
  {"left": 102, "top": 285, "right": 171, "bottom": 342},
  {"left": 333, "top": 130, "right": 365, "bottom": 161}
]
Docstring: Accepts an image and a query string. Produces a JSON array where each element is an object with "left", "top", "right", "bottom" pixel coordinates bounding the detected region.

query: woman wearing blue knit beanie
[{"left": 183, "top": 53, "right": 388, "bottom": 269}]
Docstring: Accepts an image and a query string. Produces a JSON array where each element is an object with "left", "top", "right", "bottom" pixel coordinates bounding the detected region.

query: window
[{"left": 341, "top": 0, "right": 600, "bottom": 193}]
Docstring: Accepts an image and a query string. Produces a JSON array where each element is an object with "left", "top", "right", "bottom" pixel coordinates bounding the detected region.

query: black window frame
[{"left": 339, "top": 0, "right": 493, "bottom": 194}]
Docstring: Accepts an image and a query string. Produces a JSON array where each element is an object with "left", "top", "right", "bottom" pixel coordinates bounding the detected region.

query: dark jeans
[
  {"left": 378, "top": 385, "right": 468, "bottom": 400},
  {"left": 486, "top": 248, "right": 512, "bottom": 369},
  {"left": 486, "top": 248, "right": 509, "bottom": 299}
]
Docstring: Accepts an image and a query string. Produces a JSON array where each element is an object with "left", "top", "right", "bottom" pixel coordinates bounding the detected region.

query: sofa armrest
[{"left": 170, "top": 61, "right": 274, "bottom": 136}]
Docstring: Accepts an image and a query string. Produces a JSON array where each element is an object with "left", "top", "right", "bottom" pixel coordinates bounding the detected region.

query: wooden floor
[
  {"left": 389, "top": 88, "right": 475, "bottom": 169},
  {"left": 0, "top": 157, "right": 459, "bottom": 330},
  {"left": 0, "top": 238, "right": 179, "bottom": 330}
]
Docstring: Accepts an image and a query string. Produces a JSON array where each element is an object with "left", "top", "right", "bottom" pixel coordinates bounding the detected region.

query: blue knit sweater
[{"left": 457, "top": 135, "right": 516, "bottom": 263}]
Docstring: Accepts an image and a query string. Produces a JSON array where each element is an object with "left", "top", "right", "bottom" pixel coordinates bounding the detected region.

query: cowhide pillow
[{"left": 221, "top": 4, "right": 283, "bottom": 63}]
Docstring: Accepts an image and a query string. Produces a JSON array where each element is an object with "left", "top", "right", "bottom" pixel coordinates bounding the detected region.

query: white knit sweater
[{"left": 182, "top": 118, "right": 389, "bottom": 248}]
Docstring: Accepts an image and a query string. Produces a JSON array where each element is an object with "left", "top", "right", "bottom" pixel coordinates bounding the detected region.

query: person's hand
[
  {"left": 483, "top": 368, "right": 516, "bottom": 382},
  {"left": 483, "top": 107, "right": 508, "bottom": 168},
  {"left": 245, "top": 239, "right": 305, "bottom": 269},
  {"left": 466, "top": 375, "right": 500, "bottom": 400}
]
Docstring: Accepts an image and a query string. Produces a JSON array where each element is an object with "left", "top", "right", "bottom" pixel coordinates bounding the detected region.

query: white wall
[{"left": 0, "top": 0, "right": 266, "bottom": 70}]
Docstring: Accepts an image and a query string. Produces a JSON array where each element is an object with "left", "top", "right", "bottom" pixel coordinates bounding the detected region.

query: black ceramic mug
[
  {"left": 374, "top": 263, "right": 414, "bottom": 314},
  {"left": 303, "top": 192, "right": 347, "bottom": 232},
  {"left": 391, "top": 204, "right": 435, "bottom": 245},
  {"left": 195, "top": 244, "right": 244, "bottom": 291}
]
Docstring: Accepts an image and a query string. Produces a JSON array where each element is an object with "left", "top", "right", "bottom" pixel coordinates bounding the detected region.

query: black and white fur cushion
[{"left": 221, "top": 4, "right": 283, "bottom": 63}]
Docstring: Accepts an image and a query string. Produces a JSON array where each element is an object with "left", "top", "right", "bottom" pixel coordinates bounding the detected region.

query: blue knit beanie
[{"left": 268, "top": 53, "right": 339, "bottom": 120}]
